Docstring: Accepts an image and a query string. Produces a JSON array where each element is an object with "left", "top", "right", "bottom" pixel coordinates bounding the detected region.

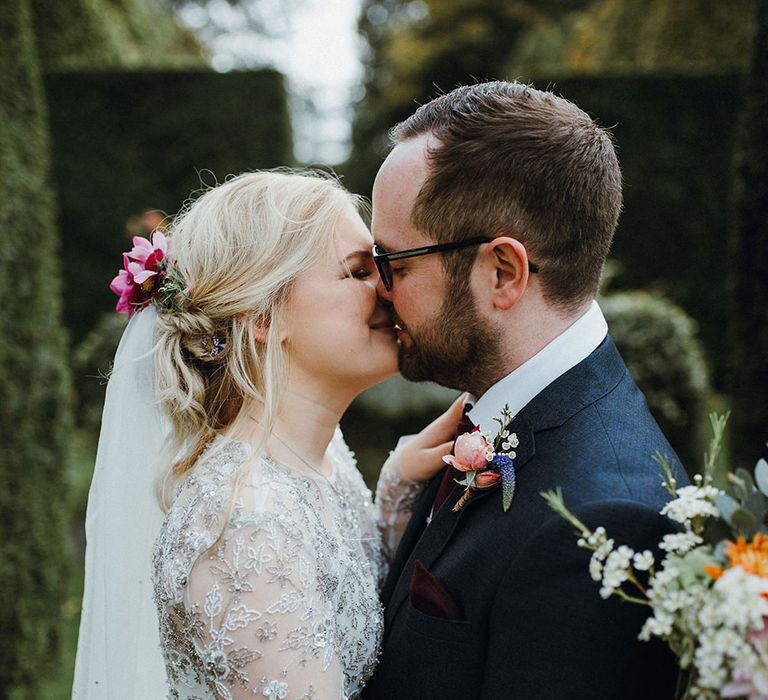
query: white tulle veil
[{"left": 72, "top": 306, "right": 169, "bottom": 698}]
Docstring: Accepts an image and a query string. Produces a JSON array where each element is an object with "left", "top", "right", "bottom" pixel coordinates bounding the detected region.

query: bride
[{"left": 72, "top": 171, "right": 461, "bottom": 699}]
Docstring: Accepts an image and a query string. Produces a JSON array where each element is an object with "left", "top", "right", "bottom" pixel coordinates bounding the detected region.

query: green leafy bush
[{"left": 602, "top": 289, "right": 711, "bottom": 472}]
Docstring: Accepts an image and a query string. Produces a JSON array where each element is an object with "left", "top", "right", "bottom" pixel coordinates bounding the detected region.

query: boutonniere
[{"left": 443, "top": 404, "right": 518, "bottom": 513}]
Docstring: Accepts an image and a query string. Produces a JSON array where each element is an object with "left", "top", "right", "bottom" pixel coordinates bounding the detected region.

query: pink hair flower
[{"left": 109, "top": 231, "right": 170, "bottom": 316}]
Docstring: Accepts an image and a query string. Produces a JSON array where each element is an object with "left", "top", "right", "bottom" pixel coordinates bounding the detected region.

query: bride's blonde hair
[{"left": 154, "top": 170, "right": 359, "bottom": 503}]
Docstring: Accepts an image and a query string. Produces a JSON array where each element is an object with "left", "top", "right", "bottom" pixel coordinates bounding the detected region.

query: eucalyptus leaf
[
  {"left": 704, "top": 519, "right": 733, "bottom": 549},
  {"left": 735, "top": 468, "right": 756, "bottom": 497},
  {"left": 713, "top": 539, "right": 728, "bottom": 563},
  {"left": 502, "top": 472, "right": 516, "bottom": 512},
  {"left": 714, "top": 493, "right": 740, "bottom": 524},
  {"left": 744, "top": 489, "right": 767, "bottom": 523},
  {"left": 731, "top": 508, "right": 758, "bottom": 536},
  {"left": 756, "top": 458, "right": 768, "bottom": 496}
]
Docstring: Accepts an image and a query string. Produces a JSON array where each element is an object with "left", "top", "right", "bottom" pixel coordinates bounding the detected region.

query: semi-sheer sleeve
[
  {"left": 184, "top": 513, "right": 343, "bottom": 700},
  {"left": 374, "top": 445, "right": 428, "bottom": 564}
]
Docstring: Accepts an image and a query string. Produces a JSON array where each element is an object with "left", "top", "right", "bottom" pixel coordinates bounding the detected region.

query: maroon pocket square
[{"left": 409, "top": 560, "right": 464, "bottom": 621}]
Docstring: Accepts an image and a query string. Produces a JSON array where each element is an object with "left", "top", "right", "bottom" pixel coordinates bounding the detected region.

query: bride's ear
[{"left": 252, "top": 313, "right": 288, "bottom": 344}]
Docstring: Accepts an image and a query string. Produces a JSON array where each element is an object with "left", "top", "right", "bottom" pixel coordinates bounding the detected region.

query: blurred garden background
[{"left": 1, "top": 0, "right": 766, "bottom": 696}]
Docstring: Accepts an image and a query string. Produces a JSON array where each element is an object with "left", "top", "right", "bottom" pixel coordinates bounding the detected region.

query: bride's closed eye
[
  {"left": 350, "top": 267, "right": 373, "bottom": 280},
  {"left": 339, "top": 250, "right": 376, "bottom": 281}
]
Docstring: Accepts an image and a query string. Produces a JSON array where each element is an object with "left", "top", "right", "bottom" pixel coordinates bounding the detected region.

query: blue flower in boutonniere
[{"left": 443, "top": 405, "right": 519, "bottom": 513}]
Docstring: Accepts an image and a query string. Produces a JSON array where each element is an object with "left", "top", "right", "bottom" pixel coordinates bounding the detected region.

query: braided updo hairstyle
[{"left": 153, "top": 171, "right": 360, "bottom": 497}]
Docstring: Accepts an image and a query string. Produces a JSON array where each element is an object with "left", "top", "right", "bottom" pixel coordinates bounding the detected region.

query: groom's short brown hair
[{"left": 391, "top": 81, "right": 622, "bottom": 312}]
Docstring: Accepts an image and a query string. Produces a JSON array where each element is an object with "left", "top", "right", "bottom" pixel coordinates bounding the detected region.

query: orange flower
[
  {"left": 704, "top": 564, "right": 724, "bottom": 580},
  {"left": 724, "top": 533, "right": 768, "bottom": 577},
  {"left": 704, "top": 533, "right": 768, "bottom": 581}
]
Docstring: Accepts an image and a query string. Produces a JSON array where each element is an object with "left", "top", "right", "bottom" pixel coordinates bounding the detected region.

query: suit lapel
[
  {"left": 382, "top": 336, "right": 629, "bottom": 632},
  {"left": 384, "top": 416, "right": 536, "bottom": 628}
]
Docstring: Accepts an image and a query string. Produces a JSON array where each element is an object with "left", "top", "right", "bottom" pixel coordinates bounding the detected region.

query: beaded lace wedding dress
[{"left": 152, "top": 428, "right": 422, "bottom": 700}]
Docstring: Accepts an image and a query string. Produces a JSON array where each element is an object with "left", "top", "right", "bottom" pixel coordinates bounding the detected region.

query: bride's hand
[{"left": 386, "top": 393, "right": 468, "bottom": 482}]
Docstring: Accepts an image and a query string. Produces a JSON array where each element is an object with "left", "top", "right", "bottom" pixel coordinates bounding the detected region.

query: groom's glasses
[{"left": 372, "top": 237, "right": 539, "bottom": 291}]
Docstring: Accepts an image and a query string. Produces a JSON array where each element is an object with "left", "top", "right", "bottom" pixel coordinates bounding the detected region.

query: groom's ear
[{"left": 485, "top": 236, "right": 532, "bottom": 310}]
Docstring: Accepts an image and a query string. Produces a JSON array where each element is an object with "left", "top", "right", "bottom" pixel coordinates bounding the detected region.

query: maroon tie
[{"left": 430, "top": 405, "right": 475, "bottom": 516}]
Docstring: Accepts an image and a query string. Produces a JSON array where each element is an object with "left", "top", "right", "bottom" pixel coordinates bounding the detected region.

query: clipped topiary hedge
[
  {"left": 44, "top": 69, "right": 292, "bottom": 345},
  {"left": 727, "top": 0, "right": 768, "bottom": 467},
  {"left": 31, "top": 0, "right": 205, "bottom": 72},
  {"left": 0, "top": 1, "right": 73, "bottom": 695},
  {"left": 530, "top": 75, "right": 741, "bottom": 390}
]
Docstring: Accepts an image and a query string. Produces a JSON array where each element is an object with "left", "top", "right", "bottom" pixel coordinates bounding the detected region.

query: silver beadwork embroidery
[{"left": 153, "top": 428, "right": 423, "bottom": 699}]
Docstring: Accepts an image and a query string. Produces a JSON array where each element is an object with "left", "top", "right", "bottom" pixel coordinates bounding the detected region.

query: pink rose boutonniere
[{"left": 444, "top": 404, "right": 519, "bottom": 513}]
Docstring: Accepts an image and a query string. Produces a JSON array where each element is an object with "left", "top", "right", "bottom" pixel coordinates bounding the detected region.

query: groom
[{"left": 365, "top": 81, "right": 687, "bottom": 699}]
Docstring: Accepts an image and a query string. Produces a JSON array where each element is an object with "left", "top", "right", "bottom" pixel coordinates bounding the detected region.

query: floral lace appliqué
[{"left": 153, "top": 429, "right": 421, "bottom": 699}]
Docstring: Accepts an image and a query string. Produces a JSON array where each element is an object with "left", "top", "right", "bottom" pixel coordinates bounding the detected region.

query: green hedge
[
  {"left": 31, "top": 0, "right": 205, "bottom": 71},
  {"left": 727, "top": 0, "right": 768, "bottom": 467},
  {"left": 0, "top": 1, "right": 73, "bottom": 696},
  {"left": 542, "top": 75, "right": 740, "bottom": 389},
  {"left": 44, "top": 69, "right": 292, "bottom": 345}
]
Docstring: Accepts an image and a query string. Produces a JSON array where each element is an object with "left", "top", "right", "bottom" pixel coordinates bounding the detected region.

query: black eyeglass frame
[{"left": 372, "top": 236, "right": 539, "bottom": 290}]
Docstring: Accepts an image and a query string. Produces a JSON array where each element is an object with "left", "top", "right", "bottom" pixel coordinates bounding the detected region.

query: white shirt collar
[{"left": 467, "top": 300, "right": 608, "bottom": 434}]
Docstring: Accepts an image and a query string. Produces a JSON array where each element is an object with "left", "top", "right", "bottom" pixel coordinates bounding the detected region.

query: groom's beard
[{"left": 397, "top": 281, "right": 504, "bottom": 395}]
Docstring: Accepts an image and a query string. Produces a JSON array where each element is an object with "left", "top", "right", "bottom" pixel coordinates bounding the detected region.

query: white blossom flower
[
  {"left": 639, "top": 611, "right": 674, "bottom": 641},
  {"left": 589, "top": 553, "right": 604, "bottom": 582},
  {"left": 660, "top": 485, "right": 720, "bottom": 526},
  {"left": 550, "top": 469, "right": 768, "bottom": 700},
  {"left": 633, "top": 550, "right": 655, "bottom": 571},
  {"left": 659, "top": 531, "right": 703, "bottom": 554},
  {"left": 595, "top": 538, "right": 615, "bottom": 560},
  {"left": 599, "top": 545, "right": 634, "bottom": 596},
  {"left": 704, "top": 567, "right": 768, "bottom": 633}
]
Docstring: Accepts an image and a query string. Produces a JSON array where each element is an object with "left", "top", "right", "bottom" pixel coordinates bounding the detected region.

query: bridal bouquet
[{"left": 544, "top": 415, "right": 768, "bottom": 700}]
